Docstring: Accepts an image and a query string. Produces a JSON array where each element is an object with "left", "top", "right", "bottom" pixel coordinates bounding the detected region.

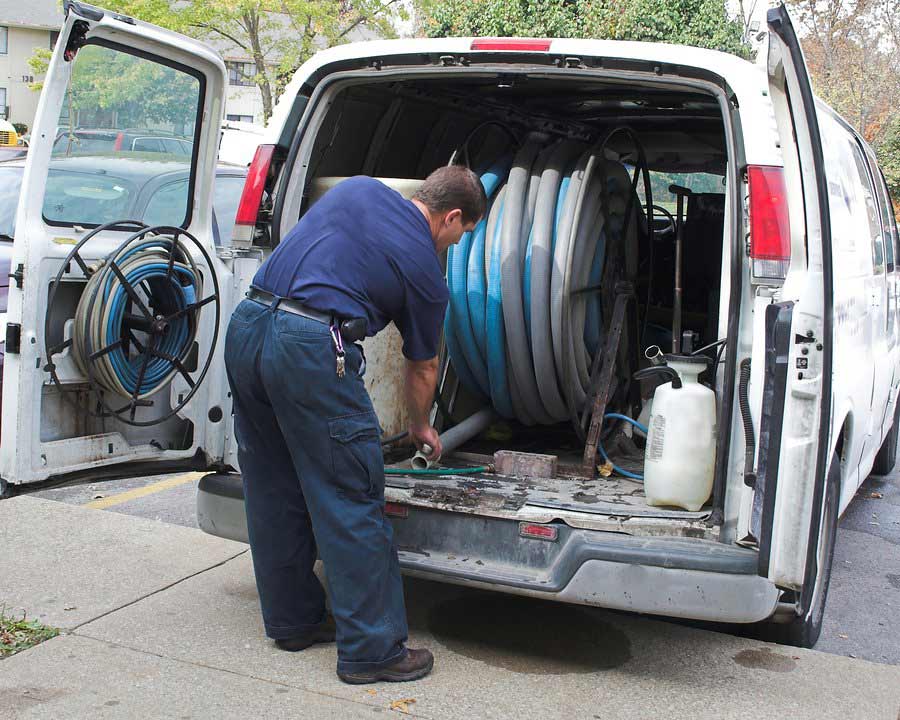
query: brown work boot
[
  {"left": 337, "top": 648, "right": 434, "bottom": 684},
  {"left": 274, "top": 615, "right": 336, "bottom": 652}
]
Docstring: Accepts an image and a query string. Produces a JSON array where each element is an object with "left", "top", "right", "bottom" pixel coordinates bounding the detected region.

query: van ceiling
[{"left": 313, "top": 75, "right": 727, "bottom": 177}]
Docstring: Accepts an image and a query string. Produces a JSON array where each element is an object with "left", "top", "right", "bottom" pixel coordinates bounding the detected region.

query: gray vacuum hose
[{"left": 411, "top": 407, "right": 497, "bottom": 470}]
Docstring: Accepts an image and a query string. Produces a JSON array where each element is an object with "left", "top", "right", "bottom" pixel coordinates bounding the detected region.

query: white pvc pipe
[{"left": 411, "top": 407, "right": 496, "bottom": 470}]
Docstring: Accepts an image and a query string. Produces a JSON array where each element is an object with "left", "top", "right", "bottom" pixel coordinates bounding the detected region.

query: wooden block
[{"left": 493, "top": 450, "right": 558, "bottom": 479}]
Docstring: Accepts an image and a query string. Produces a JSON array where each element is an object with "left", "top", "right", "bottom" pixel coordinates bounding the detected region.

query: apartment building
[{"left": 0, "top": 1, "right": 64, "bottom": 130}]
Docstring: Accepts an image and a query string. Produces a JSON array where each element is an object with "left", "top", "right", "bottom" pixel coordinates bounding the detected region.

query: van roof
[{"left": 268, "top": 37, "right": 770, "bottom": 154}]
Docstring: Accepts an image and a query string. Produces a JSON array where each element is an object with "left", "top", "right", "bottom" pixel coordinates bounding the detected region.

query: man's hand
[
  {"left": 404, "top": 357, "right": 441, "bottom": 460},
  {"left": 410, "top": 424, "right": 442, "bottom": 461}
]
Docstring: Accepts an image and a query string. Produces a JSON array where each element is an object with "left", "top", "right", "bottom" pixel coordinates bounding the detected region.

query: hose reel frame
[{"left": 43, "top": 220, "right": 221, "bottom": 428}]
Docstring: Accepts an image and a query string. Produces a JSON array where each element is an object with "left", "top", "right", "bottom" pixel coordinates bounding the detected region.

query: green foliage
[
  {"left": 0, "top": 609, "right": 59, "bottom": 658},
  {"left": 419, "top": 0, "right": 748, "bottom": 56},
  {"left": 60, "top": 45, "right": 199, "bottom": 133},
  {"left": 12, "top": 123, "right": 28, "bottom": 135},
  {"left": 877, "top": 116, "right": 900, "bottom": 208}
]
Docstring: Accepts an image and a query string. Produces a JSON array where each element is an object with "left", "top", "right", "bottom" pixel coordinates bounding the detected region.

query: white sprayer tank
[{"left": 643, "top": 356, "right": 716, "bottom": 511}]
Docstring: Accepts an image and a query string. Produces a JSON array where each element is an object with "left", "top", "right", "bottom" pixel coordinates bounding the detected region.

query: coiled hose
[
  {"left": 445, "top": 131, "right": 650, "bottom": 432},
  {"left": 72, "top": 237, "right": 202, "bottom": 399}
]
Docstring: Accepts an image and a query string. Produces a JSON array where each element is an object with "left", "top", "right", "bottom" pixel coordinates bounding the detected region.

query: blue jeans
[{"left": 223, "top": 298, "right": 408, "bottom": 674}]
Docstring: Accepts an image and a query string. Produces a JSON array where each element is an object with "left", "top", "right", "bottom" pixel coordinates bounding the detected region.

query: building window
[
  {"left": 226, "top": 114, "right": 255, "bottom": 123},
  {"left": 50, "top": 30, "right": 60, "bottom": 50},
  {"left": 226, "top": 62, "right": 256, "bottom": 87},
  {"left": 1, "top": 26, "right": 9, "bottom": 55},
  {"left": 0, "top": 88, "right": 8, "bottom": 120}
]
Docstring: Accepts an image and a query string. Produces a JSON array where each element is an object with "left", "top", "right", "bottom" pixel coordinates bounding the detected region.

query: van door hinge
[
  {"left": 9, "top": 264, "right": 23, "bottom": 289},
  {"left": 5, "top": 323, "right": 21, "bottom": 354},
  {"left": 561, "top": 56, "right": 583, "bottom": 68}
]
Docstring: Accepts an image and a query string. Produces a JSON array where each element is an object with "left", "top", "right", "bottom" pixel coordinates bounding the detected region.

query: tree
[
  {"left": 31, "top": 0, "right": 406, "bottom": 121},
  {"left": 416, "top": 0, "right": 748, "bottom": 56},
  {"left": 879, "top": 116, "right": 900, "bottom": 204},
  {"left": 786, "top": 0, "right": 898, "bottom": 143}
]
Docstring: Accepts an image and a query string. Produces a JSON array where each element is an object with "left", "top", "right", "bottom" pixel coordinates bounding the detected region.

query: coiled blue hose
[
  {"left": 445, "top": 139, "right": 636, "bottom": 428},
  {"left": 75, "top": 237, "right": 202, "bottom": 399}
]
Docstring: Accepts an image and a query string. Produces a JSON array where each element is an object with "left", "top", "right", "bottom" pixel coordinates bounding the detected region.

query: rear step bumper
[{"left": 197, "top": 473, "right": 778, "bottom": 624}]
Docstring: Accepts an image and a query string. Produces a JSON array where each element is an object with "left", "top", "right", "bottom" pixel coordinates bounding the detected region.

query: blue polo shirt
[{"left": 253, "top": 176, "right": 448, "bottom": 361}]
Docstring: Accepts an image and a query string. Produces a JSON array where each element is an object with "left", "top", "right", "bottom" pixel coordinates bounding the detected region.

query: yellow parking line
[{"left": 84, "top": 472, "right": 204, "bottom": 510}]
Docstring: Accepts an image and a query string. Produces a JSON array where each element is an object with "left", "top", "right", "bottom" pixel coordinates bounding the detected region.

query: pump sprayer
[{"left": 634, "top": 351, "right": 716, "bottom": 511}]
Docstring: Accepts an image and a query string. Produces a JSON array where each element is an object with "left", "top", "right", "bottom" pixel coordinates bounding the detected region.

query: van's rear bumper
[{"left": 197, "top": 473, "right": 778, "bottom": 624}]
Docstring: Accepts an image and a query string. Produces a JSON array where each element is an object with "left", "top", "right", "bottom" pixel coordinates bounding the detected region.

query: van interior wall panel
[{"left": 301, "top": 73, "right": 731, "bottom": 528}]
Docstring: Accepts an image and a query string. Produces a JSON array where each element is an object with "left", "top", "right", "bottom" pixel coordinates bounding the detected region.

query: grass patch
[{"left": 0, "top": 609, "right": 59, "bottom": 659}]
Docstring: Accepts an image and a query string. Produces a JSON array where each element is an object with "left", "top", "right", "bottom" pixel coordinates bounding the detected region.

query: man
[{"left": 223, "top": 165, "right": 486, "bottom": 684}]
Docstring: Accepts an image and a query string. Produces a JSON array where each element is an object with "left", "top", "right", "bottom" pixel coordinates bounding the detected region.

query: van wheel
[
  {"left": 762, "top": 452, "right": 840, "bottom": 648},
  {"left": 871, "top": 401, "right": 900, "bottom": 476}
]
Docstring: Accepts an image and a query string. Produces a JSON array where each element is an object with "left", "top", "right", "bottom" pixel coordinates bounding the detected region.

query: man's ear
[{"left": 444, "top": 208, "right": 463, "bottom": 226}]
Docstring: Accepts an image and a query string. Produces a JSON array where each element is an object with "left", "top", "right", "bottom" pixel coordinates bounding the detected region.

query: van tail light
[
  {"left": 385, "top": 502, "right": 409, "bottom": 519},
  {"left": 748, "top": 165, "right": 791, "bottom": 281},
  {"left": 233, "top": 144, "right": 276, "bottom": 244},
  {"left": 519, "top": 522, "right": 558, "bottom": 541},
  {"left": 471, "top": 38, "right": 552, "bottom": 52}
]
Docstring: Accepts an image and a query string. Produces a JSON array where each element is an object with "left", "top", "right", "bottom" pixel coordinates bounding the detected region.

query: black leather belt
[
  {"left": 246, "top": 288, "right": 367, "bottom": 343},
  {"left": 246, "top": 288, "right": 332, "bottom": 324}
]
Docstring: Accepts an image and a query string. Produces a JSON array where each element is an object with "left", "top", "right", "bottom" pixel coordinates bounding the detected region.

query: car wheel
[{"left": 871, "top": 400, "right": 899, "bottom": 476}]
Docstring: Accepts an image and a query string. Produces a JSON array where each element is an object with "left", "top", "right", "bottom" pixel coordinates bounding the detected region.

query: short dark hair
[{"left": 413, "top": 165, "right": 487, "bottom": 225}]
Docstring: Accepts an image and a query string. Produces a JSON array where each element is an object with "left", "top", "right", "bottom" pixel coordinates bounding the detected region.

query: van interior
[{"left": 292, "top": 72, "right": 734, "bottom": 535}]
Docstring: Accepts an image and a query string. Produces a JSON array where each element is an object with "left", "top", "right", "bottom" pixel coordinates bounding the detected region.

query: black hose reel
[{"left": 43, "top": 220, "right": 221, "bottom": 427}]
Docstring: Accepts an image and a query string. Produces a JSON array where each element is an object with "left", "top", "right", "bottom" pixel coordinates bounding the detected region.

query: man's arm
[{"left": 404, "top": 356, "right": 441, "bottom": 460}]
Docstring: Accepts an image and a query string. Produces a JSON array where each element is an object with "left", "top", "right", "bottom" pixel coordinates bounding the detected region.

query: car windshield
[{"left": 42, "top": 170, "right": 136, "bottom": 226}]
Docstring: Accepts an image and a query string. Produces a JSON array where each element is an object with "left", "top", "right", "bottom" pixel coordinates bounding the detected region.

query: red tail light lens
[
  {"left": 385, "top": 502, "right": 409, "bottom": 519},
  {"left": 748, "top": 165, "right": 791, "bottom": 281},
  {"left": 233, "top": 144, "right": 275, "bottom": 243},
  {"left": 519, "top": 522, "right": 558, "bottom": 541},
  {"left": 471, "top": 39, "right": 552, "bottom": 52}
]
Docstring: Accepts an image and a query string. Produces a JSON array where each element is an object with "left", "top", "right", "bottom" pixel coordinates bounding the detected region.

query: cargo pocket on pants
[{"left": 328, "top": 411, "right": 384, "bottom": 498}]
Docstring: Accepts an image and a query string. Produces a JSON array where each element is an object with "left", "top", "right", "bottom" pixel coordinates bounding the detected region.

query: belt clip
[{"left": 329, "top": 323, "right": 346, "bottom": 378}]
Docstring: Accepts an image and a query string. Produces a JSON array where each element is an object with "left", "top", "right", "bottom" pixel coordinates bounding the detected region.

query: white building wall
[{"left": 0, "top": 25, "right": 53, "bottom": 130}]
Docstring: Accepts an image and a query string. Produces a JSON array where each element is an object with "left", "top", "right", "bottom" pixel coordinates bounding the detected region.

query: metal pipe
[
  {"left": 411, "top": 407, "right": 496, "bottom": 470},
  {"left": 669, "top": 184, "right": 691, "bottom": 354}
]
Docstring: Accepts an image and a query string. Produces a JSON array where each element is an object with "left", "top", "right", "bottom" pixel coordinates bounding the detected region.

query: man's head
[{"left": 412, "top": 165, "right": 487, "bottom": 253}]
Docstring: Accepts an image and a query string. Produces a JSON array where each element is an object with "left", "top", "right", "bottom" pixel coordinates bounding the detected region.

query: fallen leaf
[
  {"left": 598, "top": 461, "right": 614, "bottom": 478},
  {"left": 92, "top": 493, "right": 105, "bottom": 500},
  {"left": 792, "top": 655, "right": 800, "bottom": 660},
  {"left": 366, "top": 690, "right": 377, "bottom": 696},
  {"left": 63, "top": 606, "right": 76, "bottom": 611},
  {"left": 869, "top": 492, "right": 883, "bottom": 499},
  {"left": 390, "top": 698, "right": 416, "bottom": 714},
  {"left": 839, "top": 633, "right": 848, "bottom": 639}
]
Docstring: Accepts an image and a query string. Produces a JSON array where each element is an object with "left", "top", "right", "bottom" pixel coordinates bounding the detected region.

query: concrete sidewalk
[{"left": 2, "top": 496, "right": 900, "bottom": 719}]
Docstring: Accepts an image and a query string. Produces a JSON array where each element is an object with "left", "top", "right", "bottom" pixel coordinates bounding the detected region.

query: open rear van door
[
  {"left": 0, "top": 2, "right": 228, "bottom": 493},
  {"left": 751, "top": 4, "right": 835, "bottom": 642}
]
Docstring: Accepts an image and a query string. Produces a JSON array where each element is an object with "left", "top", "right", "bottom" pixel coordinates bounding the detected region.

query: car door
[
  {"left": 0, "top": 2, "right": 228, "bottom": 490},
  {"left": 753, "top": 4, "right": 834, "bottom": 594}
]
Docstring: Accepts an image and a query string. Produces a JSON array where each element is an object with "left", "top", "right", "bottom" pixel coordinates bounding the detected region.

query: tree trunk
[{"left": 243, "top": 10, "right": 274, "bottom": 121}]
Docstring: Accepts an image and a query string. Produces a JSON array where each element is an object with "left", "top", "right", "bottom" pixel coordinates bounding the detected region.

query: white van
[{"left": 4, "top": 1, "right": 898, "bottom": 649}]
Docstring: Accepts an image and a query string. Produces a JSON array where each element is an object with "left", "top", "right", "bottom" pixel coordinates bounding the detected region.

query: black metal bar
[
  {"left": 108, "top": 261, "right": 153, "bottom": 319},
  {"left": 47, "top": 338, "right": 73, "bottom": 357},
  {"left": 163, "top": 294, "right": 215, "bottom": 323},
  {"left": 71, "top": 251, "right": 91, "bottom": 277},
  {"left": 130, "top": 339, "right": 156, "bottom": 419},
  {"left": 89, "top": 338, "right": 123, "bottom": 361}
]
